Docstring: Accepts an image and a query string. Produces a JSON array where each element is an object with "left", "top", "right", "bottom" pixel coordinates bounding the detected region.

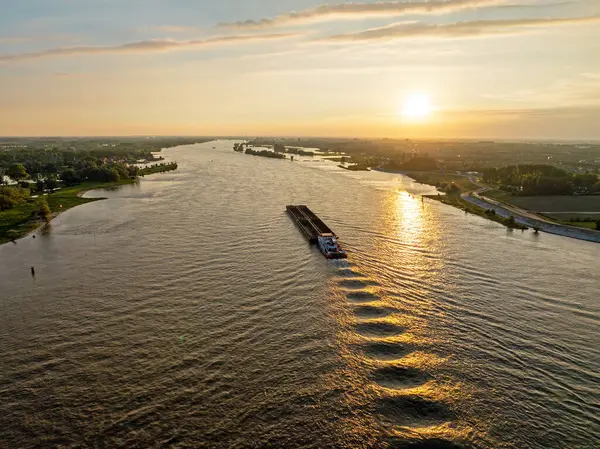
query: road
[{"left": 459, "top": 179, "right": 600, "bottom": 243}]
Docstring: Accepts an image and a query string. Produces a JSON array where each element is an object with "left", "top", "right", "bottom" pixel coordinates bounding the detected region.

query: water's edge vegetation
[
  {"left": 0, "top": 163, "right": 178, "bottom": 244},
  {"left": 1, "top": 181, "right": 132, "bottom": 244}
]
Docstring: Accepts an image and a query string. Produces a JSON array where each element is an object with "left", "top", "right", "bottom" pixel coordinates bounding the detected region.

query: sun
[{"left": 401, "top": 93, "right": 432, "bottom": 120}]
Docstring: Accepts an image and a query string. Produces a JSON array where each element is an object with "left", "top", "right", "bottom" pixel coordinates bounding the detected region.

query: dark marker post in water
[{"left": 30, "top": 266, "right": 35, "bottom": 277}]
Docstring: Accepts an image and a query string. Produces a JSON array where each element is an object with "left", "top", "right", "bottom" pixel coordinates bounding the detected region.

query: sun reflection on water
[
  {"left": 394, "top": 191, "right": 425, "bottom": 244},
  {"left": 326, "top": 188, "right": 481, "bottom": 447}
]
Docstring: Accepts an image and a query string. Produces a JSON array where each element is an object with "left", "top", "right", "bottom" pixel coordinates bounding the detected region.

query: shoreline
[
  {"left": 425, "top": 194, "right": 528, "bottom": 230},
  {"left": 0, "top": 179, "right": 136, "bottom": 245},
  {"left": 1, "top": 160, "right": 180, "bottom": 245},
  {"left": 464, "top": 191, "right": 600, "bottom": 243},
  {"left": 379, "top": 168, "right": 600, "bottom": 243}
]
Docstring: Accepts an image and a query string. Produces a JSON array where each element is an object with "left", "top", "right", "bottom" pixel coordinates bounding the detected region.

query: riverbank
[
  {"left": 464, "top": 191, "right": 600, "bottom": 243},
  {"left": 381, "top": 169, "right": 599, "bottom": 239},
  {"left": 0, "top": 180, "right": 135, "bottom": 244},
  {"left": 376, "top": 168, "right": 480, "bottom": 191},
  {"left": 139, "top": 161, "right": 178, "bottom": 176},
  {"left": 425, "top": 193, "right": 528, "bottom": 230}
]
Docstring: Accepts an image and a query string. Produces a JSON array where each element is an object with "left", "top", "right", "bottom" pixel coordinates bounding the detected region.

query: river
[{"left": 1, "top": 141, "right": 598, "bottom": 448}]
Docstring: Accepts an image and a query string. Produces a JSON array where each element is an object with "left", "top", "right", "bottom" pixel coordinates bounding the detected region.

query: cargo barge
[{"left": 286, "top": 205, "right": 347, "bottom": 259}]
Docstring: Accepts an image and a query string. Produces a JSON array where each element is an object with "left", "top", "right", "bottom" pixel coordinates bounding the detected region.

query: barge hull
[{"left": 286, "top": 205, "right": 347, "bottom": 258}]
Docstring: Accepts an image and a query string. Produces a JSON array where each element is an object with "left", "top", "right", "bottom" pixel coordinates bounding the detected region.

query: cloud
[
  {"left": 0, "top": 33, "right": 297, "bottom": 63},
  {"left": 221, "top": 0, "right": 506, "bottom": 29},
  {"left": 494, "top": 1, "right": 576, "bottom": 10},
  {"left": 322, "top": 15, "right": 600, "bottom": 41}
]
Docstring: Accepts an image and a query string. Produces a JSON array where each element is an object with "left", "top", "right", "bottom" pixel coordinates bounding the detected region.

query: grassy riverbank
[
  {"left": 426, "top": 193, "right": 528, "bottom": 230},
  {"left": 0, "top": 180, "right": 135, "bottom": 244}
]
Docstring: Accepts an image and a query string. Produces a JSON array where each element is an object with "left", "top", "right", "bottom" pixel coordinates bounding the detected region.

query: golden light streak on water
[{"left": 394, "top": 190, "right": 425, "bottom": 241}]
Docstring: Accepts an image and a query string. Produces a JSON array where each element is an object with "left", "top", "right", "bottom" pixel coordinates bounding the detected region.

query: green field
[
  {"left": 482, "top": 191, "right": 600, "bottom": 213},
  {"left": 481, "top": 190, "right": 600, "bottom": 229},
  {"left": 564, "top": 221, "right": 598, "bottom": 230},
  {"left": 501, "top": 195, "right": 600, "bottom": 213},
  {"left": 542, "top": 212, "right": 600, "bottom": 221},
  {"left": 480, "top": 190, "right": 513, "bottom": 203},
  {"left": 0, "top": 180, "right": 135, "bottom": 244}
]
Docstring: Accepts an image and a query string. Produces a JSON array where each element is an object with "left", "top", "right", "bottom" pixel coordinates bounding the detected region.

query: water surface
[{"left": 1, "top": 141, "right": 598, "bottom": 448}]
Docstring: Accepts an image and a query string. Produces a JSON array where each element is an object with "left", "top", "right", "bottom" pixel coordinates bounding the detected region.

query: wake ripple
[{"left": 333, "top": 262, "right": 460, "bottom": 446}]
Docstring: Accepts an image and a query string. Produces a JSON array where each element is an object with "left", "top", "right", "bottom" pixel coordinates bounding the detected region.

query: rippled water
[{"left": 1, "top": 141, "right": 599, "bottom": 448}]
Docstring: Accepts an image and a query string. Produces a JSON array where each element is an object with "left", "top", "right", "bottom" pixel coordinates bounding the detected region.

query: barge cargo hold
[{"left": 286, "top": 205, "right": 348, "bottom": 259}]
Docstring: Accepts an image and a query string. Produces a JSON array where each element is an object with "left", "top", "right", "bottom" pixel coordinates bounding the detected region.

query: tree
[
  {"left": 36, "top": 179, "right": 45, "bottom": 192},
  {"left": 43, "top": 162, "right": 58, "bottom": 174},
  {"left": 106, "top": 168, "right": 120, "bottom": 182},
  {"left": 44, "top": 178, "right": 59, "bottom": 190},
  {"left": 8, "top": 163, "right": 29, "bottom": 181},
  {"left": 37, "top": 199, "right": 52, "bottom": 223},
  {"left": 0, "top": 186, "right": 29, "bottom": 211},
  {"left": 60, "top": 168, "right": 80, "bottom": 186},
  {"left": 385, "top": 156, "right": 438, "bottom": 171}
]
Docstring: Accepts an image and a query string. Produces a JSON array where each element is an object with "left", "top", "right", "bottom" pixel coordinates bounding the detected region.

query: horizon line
[{"left": 1, "top": 135, "right": 600, "bottom": 144}]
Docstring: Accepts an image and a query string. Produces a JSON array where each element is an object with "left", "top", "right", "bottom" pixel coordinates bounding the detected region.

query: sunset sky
[{"left": 1, "top": 0, "right": 599, "bottom": 139}]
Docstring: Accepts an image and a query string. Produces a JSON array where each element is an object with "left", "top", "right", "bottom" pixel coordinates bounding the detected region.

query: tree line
[
  {"left": 0, "top": 148, "right": 178, "bottom": 213},
  {"left": 273, "top": 144, "right": 315, "bottom": 156},
  {"left": 482, "top": 165, "right": 600, "bottom": 195},
  {"left": 245, "top": 148, "right": 286, "bottom": 159}
]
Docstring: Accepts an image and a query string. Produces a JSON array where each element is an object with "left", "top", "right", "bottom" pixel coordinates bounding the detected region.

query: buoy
[{"left": 32, "top": 235, "right": 36, "bottom": 239}]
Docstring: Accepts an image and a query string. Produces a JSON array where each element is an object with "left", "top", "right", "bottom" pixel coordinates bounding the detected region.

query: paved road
[{"left": 460, "top": 183, "right": 600, "bottom": 243}]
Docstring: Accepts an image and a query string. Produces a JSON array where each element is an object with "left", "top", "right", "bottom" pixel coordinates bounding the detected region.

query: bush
[
  {"left": 60, "top": 168, "right": 81, "bottom": 186},
  {"left": 37, "top": 199, "right": 52, "bottom": 223},
  {"left": 7, "top": 163, "right": 29, "bottom": 181},
  {"left": 0, "top": 186, "right": 30, "bottom": 211},
  {"left": 44, "top": 178, "right": 59, "bottom": 190},
  {"left": 596, "top": 219, "right": 600, "bottom": 231}
]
